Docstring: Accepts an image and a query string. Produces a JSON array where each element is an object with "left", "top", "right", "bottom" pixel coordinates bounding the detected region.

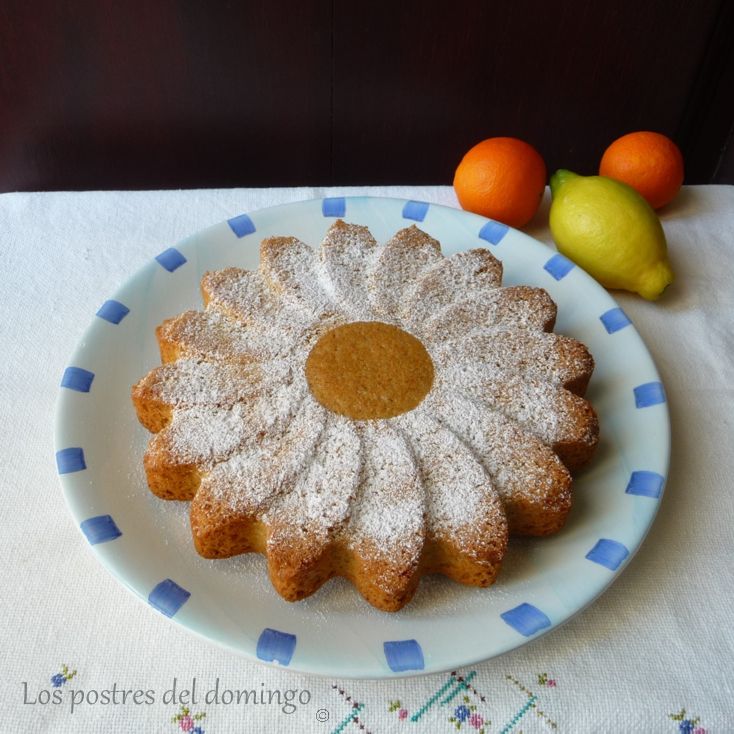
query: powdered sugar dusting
[
  {"left": 163, "top": 378, "right": 306, "bottom": 466},
  {"left": 432, "top": 328, "right": 590, "bottom": 388},
  {"left": 320, "top": 221, "right": 379, "bottom": 321},
  {"left": 260, "top": 236, "right": 335, "bottom": 318},
  {"left": 138, "top": 359, "right": 263, "bottom": 406},
  {"left": 402, "top": 248, "right": 503, "bottom": 328},
  {"left": 159, "top": 309, "right": 278, "bottom": 363},
  {"left": 134, "top": 219, "right": 596, "bottom": 608},
  {"left": 203, "top": 269, "right": 340, "bottom": 365},
  {"left": 418, "top": 286, "right": 557, "bottom": 343},
  {"left": 347, "top": 421, "right": 424, "bottom": 557},
  {"left": 441, "top": 361, "right": 597, "bottom": 447},
  {"left": 264, "top": 415, "right": 362, "bottom": 550},
  {"left": 161, "top": 403, "right": 258, "bottom": 467},
  {"left": 397, "top": 407, "right": 505, "bottom": 549},
  {"left": 427, "top": 383, "right": 569, "bottom": 509},
  {"left": 367, "top": 226, "right": 443, "bottom": 319},
  {"left": 203, "top": 394, "right": 327, "bottom": 515}
]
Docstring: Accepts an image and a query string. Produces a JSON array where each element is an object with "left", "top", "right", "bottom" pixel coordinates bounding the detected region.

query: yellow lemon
[{"left": 549, "top": 170, "right": 674, "bottom": 300}]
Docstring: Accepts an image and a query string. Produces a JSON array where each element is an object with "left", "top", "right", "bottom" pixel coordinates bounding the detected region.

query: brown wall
[{"left": 1, "top": 0, "right": 732, "bottom": 191}]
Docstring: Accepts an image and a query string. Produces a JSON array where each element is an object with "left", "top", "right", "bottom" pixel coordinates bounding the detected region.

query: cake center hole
[{"left": 305, "top": 321, "right": 434, "bottom": 420}]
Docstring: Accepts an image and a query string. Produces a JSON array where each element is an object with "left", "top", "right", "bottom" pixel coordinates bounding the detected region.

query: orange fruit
[
  {"left": 599, "top": 131, "right": 684, "bottom": 209},
  {"left": 453, "top": 137, "right": 546, "bottom": 228}
]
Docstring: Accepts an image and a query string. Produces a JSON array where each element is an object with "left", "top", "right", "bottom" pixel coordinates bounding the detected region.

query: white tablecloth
[{"left": 1, "top": 185, "right": 732, "bottom": 733}]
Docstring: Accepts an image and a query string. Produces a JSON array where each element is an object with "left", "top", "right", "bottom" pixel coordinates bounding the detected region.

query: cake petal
[
  {"left": 131, "top": 358, "right": 268, "bottom": 432},
  {"left": 143, "top": 379, "right": 306, "bottom": 500},
  {"left": 444, "top": 363, "right": 599, "bottom": 470},
  {"left": 419, "top": 286, "right": 557, "bottom": 341},
  {"left": 399, "top": 409, "right": 508, "bottom": 586},
  {"left": 433, "top": 328, "right": 594, "bottom": 394},
  {"left": 260, "top": 236, "right": 334, "bottom": 318},
  {"left": 319, "top": 220, "right": 378, "bottom": 320},
  {"left": 156, "top": 309, "right": 274, "bottom": 364},
  {"left": 367, "top": 225, "right": 443, "bottom": 319},
  {"left": 345, "top": 421, "right": 425, "bottom": 611},
  {"left": 402, "top": 248, "right": 503, "bottom": 328},
  {"left": 202, "top": 267, "right": 308, "bottom": 329},
  {"left": 430, "top": 390, "right": 572, "bottom": 536},
  {"left": 190, "top": 394, "right": 328, "bottom": 558},
  {"left": 263, "top": 415, "right": 362, "bottom": 601}
]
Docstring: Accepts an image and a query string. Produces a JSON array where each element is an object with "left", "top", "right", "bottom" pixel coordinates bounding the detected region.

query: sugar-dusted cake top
[{"left": 132, "top": 220, "right": 598, "bottom": 611}]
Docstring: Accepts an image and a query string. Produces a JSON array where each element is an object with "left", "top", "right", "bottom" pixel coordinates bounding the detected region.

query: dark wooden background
[{"left": 1, "top": 0, "right": 732, "bottom": 191}]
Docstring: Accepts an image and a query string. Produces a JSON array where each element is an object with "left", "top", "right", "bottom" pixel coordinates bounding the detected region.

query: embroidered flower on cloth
[
  {"left": 669, "top": 708, "right": 706, "bottom": 733},
  {"left": 449, "top": 695, "right": 486, "bottom": 732},
  {"left": 389, "top": 700, "right": 409, "bottom": 721},
  {"left": 172, "top": 704, "right": 206, "bottom": 732},
  {"left": 50, "top": 665, "right": 76, "bottom": 688}
]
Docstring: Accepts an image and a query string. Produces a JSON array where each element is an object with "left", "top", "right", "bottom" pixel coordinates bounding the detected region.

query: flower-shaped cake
[{"left": 132, "top": 220, "right": 599, "bottom": 612}]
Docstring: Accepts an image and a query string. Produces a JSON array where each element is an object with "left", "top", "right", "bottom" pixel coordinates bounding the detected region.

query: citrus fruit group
[
  {"left": 453, "top": 137, "right": 546, "bottom": 228},
  {"left": 599, "top": 131, "right": 684, "bottom": 209},
  {"left": 549, "top": 169, "right": 674, "bottom": 300}
]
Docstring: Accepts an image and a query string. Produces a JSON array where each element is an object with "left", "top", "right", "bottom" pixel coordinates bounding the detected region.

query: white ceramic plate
[{"left": 54, "top": 196, "right": 670, "bottom": 678}]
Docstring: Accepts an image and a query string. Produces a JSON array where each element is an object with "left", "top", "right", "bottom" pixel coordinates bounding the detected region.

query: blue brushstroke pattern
[
  {"left": 626, "top": 470, "right": 665, "bottom": 498},
  {"left": 478, "top": 220, "right": 509, "bottom": 245},
  {"left": 321, "top": 197, "right": 346, "bottom": 217},
  {"left": 256, "top": 628, "right": 297, "bottom": 665},
  {"left": 80, "top": 515, "right": 122, "bottom": 544},
  {"left": 383, "top": 639, "right": 424, "bottom": 672},
  {"left": 500, "top": 603, "right": 551, "bottom": 636},
  {"left": 155, "top": 248, "right": 187, "bottom": 272},
  {"left": 228, "top": 213, "right": 257, "bottom": 237},
  {"left": 402, "top": 200, "right": 429, "bottom": 221},
  {"left": 148, "top": 579, "right": 191, "bottom": 617},
  {"left": 585, "top": 538, "right": 630, "bottom": 570},
  {"left": 543, "top": 253, "right": 575, "bottom": 280},
  {"left": 61, "top": 367, "right": 95, "bottom": 392},
  {"left": 96, "top": 300, "right": 129, "bottom": 324}
]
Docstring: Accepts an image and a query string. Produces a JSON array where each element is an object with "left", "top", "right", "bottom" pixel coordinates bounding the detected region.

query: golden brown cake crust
[{"left": 131, "top": 220, "right": 598, "bottom": 612}]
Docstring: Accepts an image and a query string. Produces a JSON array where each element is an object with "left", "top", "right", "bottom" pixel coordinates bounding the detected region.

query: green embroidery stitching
[
  {"left": 441, "top": 671, "right": 477, "bottom": 704},
  {"left": 505, "top": 674, "right": 557, "bottom": 730},
  {"left": 332, "top": 703, "right": 364, "bottom": 734},
  {"left": 333, "top": 685, "right": 372, "bottom": 733}
]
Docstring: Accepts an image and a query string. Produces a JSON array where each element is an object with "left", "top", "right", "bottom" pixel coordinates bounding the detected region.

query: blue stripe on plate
[
  {"left": 626, "top": 470, "right": 665, "bottom": 498},
  {"left": 56, "top": 447, "right": 86, "bottom": 474},
  {"left": 80, "top": 515, "right": 122, "bottom": 544},
  {"left": 585, "top": 538, "right": 629, "bottom": 570},
  {"left": 148, "top": 579, "right": 191, "bottom": 617},
  {"left": 256, "top": 628, "right": 297, "bottom": 665},
  {"left": 61, "top": 367, "right": 94, "bottom": 392},
  {"left": 500, "top": 603, "right": 551, "bottom": 636},
  {"left": 322, "top": 197, "right": 346, "bottom": 217},
  {"left": 600, "top": 307, "right": 632, "bottom": 333},
  {"left": 96, "top": 300, "right": 129, "bottom": 324},
  {"left": 402, "top": 200, "right": 429, "bottom": 222},
  {"left": 634, "top": 381, "right": 666, "bottom": 408},
  {"left": 383, "top": 639, "right": 424, "bottom": 672},
  {"left": 477, "top": 220, "right": 509, "bottom": 245},
  {"left": 544, "top": 253, "right": 575, "bottom": 280},
  {"left": 228, "top": 213, "right": 257, "bottom": 237},
  {"left": 155, "top": 248, "right": 187, "bottom": 272}
]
